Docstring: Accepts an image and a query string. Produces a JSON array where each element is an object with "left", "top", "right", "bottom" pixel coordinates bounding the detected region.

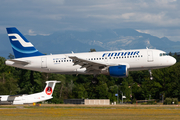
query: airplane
[
  {"left": 5, "top": 27, "right": 176, "bottom": 80},
  {"left": 0, "top": 81, "right": 60, "bottom": 105}
]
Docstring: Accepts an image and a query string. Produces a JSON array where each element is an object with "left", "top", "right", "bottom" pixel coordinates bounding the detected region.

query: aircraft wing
[
  {"left": 9, "top": 94, "right": 25, "bottom": 97},
  {"left": 8, "top": 59, "right": 30, "bottom": 65},
  {"left": 69, "top": 56, "right": 108, "bottom": 73}
]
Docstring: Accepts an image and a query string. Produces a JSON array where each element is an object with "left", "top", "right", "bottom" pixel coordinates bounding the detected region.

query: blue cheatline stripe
[{"left": 11, "top": 44, "right": 38, "bottom": 54}]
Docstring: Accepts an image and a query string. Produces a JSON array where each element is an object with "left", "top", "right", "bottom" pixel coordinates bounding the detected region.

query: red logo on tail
[{"left": 45, "top": 86, "right": 52, "bottom": 95}]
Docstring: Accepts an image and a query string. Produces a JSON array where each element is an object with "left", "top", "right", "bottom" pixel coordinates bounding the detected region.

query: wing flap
[{"left": 69, "top": 56, "right": 107, "bottom": 73}]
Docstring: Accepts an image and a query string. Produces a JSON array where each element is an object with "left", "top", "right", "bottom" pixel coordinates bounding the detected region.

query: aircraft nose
[{"left": 170, "top": 57, "right": 176, "bottom": 65}]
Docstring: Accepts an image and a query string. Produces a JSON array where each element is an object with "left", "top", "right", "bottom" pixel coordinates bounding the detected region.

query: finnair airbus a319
[{"left": 5, "top": 27, "right": 176, "bottom": 79}]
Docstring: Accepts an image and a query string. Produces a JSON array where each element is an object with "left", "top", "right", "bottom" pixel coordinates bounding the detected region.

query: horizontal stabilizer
[{"left": 6, "top": 59, "right": 30, "bottom": 65}]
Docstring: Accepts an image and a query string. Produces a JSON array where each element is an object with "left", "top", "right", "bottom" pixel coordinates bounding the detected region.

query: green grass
[{"left": 0, "top": 104, "right": 180, "bottom": 120}]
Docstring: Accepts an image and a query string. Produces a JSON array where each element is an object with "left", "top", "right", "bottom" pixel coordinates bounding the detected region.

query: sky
[{"left": 1, "top": 0, "right": 180, "bottom": 41}]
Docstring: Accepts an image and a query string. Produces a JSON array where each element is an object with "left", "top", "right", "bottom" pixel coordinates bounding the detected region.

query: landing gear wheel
[
  {"left": 92, "top": 75, "right": 98, "bottom": 84},
  {"left": 149, "top": 69, "right": 153, "bottom": 80},
  {"left": 92, "top": 77, "right": 98, "bottom": 84}
]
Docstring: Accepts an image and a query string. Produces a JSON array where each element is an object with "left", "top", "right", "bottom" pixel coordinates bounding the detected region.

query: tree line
[{"left": 0, "top": 53, "right": 180, "bottom": 104}]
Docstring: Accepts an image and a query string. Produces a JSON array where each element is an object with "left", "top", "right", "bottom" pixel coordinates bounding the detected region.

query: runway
[{"left": 0, "top": 104, "right": 180, "bottom": 120}]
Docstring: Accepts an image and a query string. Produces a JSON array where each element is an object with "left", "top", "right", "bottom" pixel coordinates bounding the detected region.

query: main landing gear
[
  {"left": 149, "top": 69, "right": 153, "bottom": 80},
  {"left": 92, "top": 74, "right": 98, "bottom": 84}
]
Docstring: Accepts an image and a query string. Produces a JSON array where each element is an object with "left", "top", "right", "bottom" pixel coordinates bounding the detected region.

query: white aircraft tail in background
[{"left": 0, "top": 81, "right": 60, "bottom": 105}]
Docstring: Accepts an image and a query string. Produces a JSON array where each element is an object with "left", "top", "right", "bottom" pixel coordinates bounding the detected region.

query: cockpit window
[{"left": 160, "top": 53, "right": 169, "bottom": 56}]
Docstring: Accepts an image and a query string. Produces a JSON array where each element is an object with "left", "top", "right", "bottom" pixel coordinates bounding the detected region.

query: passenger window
[
  {"left": 64, "top": 60, "right": 66, "bottom": 62},
  {"left": 91, "top": 58, "right": 93, "bottom": 60},
  {"left": 109, "top": 57, "right": 111, "bottom": 59},
  {"left": 99, "top": 58, "right": 101, "bottom": 60},
  {"left": 102, "top": 58, "right": 104, "bottom": 60},
  {"left": 61, "top": 60, "right": 63, "bottom": 62}
]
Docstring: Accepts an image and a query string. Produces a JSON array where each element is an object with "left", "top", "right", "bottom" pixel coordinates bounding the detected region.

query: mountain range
[{"left": 0, "top": 28, "right": 180, "bottom": 58}]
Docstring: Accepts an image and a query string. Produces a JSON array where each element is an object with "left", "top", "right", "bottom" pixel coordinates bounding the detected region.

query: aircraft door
[
  {"left": 147, "top": 51, "right": 153, "bottom": 62},
  {"left": 41, "top": 57, "right": 47, "bottom": 68}
]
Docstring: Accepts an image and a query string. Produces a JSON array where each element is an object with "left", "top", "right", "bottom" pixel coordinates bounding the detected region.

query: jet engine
[{"left": 108, "top": 65, "right": 128, "bottom": 77}]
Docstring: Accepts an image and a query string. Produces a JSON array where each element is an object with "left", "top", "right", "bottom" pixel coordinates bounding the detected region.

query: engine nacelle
[{"left": 108, "top": 65, "right": 128, "bottom": 77}]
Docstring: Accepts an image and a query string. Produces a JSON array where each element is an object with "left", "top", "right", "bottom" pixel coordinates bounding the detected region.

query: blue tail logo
[
  {"left": 6, "top": 27, "right": 44, "bottom": 58},
  {"left": 8, "top": 34, "right": 34, "bottom": 47}
]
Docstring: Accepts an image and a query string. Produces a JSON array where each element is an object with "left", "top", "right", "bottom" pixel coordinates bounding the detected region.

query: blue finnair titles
[
  {"left": 102, "top": 51, "right": 140, "bottom": 57},
  {"left": 6, "top": 27, "right": 44, "bottom": 58}
]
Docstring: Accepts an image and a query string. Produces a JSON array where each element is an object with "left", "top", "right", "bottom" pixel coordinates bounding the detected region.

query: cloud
[
  {"left": 0, "top": 0, "right": 180, "bottom": 41},
  {"left": 28, "top": 29, "right": 36, "bottom": 36},
  {"left": 136, "top": 29, "right": 166, "bottom": 38},
  {"left": 136, "top": 28, "right": 180, "bottom": 41},
  {"left": 155, "top": 0, "right": 176, "bottom": 4},
  {"left": 121, "top": 13, "right": 135, "bottom": 19}
]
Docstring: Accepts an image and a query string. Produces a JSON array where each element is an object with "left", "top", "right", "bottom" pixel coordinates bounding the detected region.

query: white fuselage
[
  {"left": 0, "top": 93, "right": 52, "bottom": 105},
  {"left": 0, "top": 81, "right": 60, "bottom": 105},
  {"left": 5, "top": 49, "right": 176, "bottom": 75}
]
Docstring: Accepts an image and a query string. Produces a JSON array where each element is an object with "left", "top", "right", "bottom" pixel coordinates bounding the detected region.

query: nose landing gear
[{"left": 149, "top": 69, "right": 153, "bottom": 80}]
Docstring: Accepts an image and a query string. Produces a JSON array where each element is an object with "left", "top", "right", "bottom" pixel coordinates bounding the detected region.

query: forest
[{"left": 0, "top": 53, "right": 180, "bottom": 104}]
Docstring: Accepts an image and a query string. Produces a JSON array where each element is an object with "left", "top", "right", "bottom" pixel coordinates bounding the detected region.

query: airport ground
[{"left": 0, "top": 104, "right": 180, "bottom": 120}]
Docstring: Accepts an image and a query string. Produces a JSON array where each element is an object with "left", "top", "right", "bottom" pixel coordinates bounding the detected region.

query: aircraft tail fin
[
  {"left": 6, "top": 27, "right": 44, "bottom": 58},
  {"left": 43, "top": 81, "right": 61, "bottom": 96}
]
